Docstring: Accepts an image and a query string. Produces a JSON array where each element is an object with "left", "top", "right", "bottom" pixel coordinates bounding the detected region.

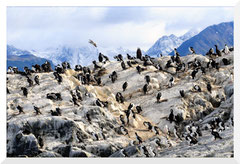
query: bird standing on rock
[
  {"left": 135, "top": 132, "right": 143, "bottom": 144},
  {"left": 211, "top": 129, "right": 222, "bottom": 140},
  {"left": 127, "top": 61, "right": 133, "bottom": 67},
  {"left": 174, "top": 48, "right": 180, "bottom": 57},
  {"left": 136, "top": 106, "right": 142, "bottom": 114},
  {"left": 121, "top": 61, "right": 127, "bottom": 70},
  {"left": 17, "top": 105, "right": 24, "bottom": 114},
  {"left": 50, "top": 110, "right": 59, "bottom": 116},
  {"left": 86, "top": 113, "right": 91, "bottom": 123},
  {"left": 168, "top": 109, "right": 174, "bottom": 123},
  {"left": 215, "top": 45, "right": 222, "bottom": 57},
  {"left": 143, "top": 121, "right": 153, "bottom": 131},
  {"left": 98, "top": 53, "right": 103, "bottom": 62},
  {"left": 156, "top": 92, "right": 162, "bottom": 103},
  {"left": 120, "top": 115, "right": 126, "bottom": 125},
  {"left": 120, "top": 149, "right": 129, "bottom": 157},
  {"left": 179, "top": 90, "right": 185, "bottom": 98},
  {"left": 169, "top": 77, "right": 174, "bottom": 88},
  {"left": 27, "top": 77, "right": 33, "bottom": 87},
  {"left": 34, "top": 75, "right": 40, "bottom": 85},
  {"left": 143, "top": 84, "right": 149, "bottom": 95},
  {"left": 207, "top": 82, "right": 212, "bottom": 93},
  {"left": 145, "top": 75, "right": 151, "bottom": 84},
  {"left": 153, "top": 126, "right": 160, "bottom": 135},
  {"left": 193, "top": 85, "right": 201, "bottom": 92},
  {"left": 189, "top": 47, "right": 196, "bottom": 54},
  {"left": 122, "top": 82, "right": 128, "bottom": 92},
  {"left": 224, "top": 44, "right": 229, "bottom": 54},
  {"left": 21, "top": 87, "right": 28, "bottom": 97},
  {"left": 33, "top": 106, "right": 42, "bottom": 115},
  {"left": 120, "top": 126, "right": 130, "bottom": 137}
]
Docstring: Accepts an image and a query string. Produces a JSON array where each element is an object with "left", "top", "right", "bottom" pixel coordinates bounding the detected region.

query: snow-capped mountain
[
  {"left": 169, "top": 21, "right": 233, "bottom": 56},
  {"left": 31, "top": 46, "right": 135, "bottom": 67},
  {"left": 7, "top": 45, "right": 54, "bottom": 71},
  {"left": 147, "top": 29, "right": 200, "bottom": 56}
]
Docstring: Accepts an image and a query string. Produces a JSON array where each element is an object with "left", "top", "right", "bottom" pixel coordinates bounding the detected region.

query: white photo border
[{"left": 1, "top": 0, "right": 239, "bottom": 164}]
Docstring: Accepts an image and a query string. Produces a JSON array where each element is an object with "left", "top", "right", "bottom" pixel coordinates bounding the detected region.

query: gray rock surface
[{"left": 7, "top": 51, "right": 234, "bottom": 157}]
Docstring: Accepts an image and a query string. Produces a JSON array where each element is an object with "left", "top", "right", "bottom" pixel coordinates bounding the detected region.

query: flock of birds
[{"left": 7, "top": 43, "right": 234, "bottom": 157}]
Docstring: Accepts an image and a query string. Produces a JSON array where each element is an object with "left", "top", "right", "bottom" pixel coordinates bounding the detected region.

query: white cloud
[{"left": 7, "top": 7, "right": 233, "bottom": 51}]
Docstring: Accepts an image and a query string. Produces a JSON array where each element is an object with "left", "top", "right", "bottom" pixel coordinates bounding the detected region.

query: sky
[{"left": 7, "top": 7, "right": 233, "bottom": 51}]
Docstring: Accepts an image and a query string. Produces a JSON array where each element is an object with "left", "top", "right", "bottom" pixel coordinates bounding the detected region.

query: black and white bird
[
  {"left": 143, "top": 84, "right": 149, "bottom": 95},
  {"left": 135, "top": 132, "right": 143, "bottom": 144},
  {"left": 86, "top": 113, "right": 91, "bottom": 123},
  {"left": 156, "top": 92, "right": 162, "bottom": 103},
  {"left": 37, "top": 136, "right": 44, "bottom": 148},
  {"left": 121, "top": 61, "right": 127, "bottom": 70},
  {"left": 99, "top": 131, "right": 106, "bottom": 140},
  {"left": 56, "top": 107, "right": 61, "bottom": 116},
  {"left": 120, "top": 149, "right": 129, "bottom": 157},
  {"left": 96, "top": 98, "right": 104, "bottom": 107},
  {"left": 136, "top": 106, "right": 142, "bottom": 114},
  {"left": 215, "top": 45, "right": 222, "bottom": 56},
  {"left": 174, "top": 48, "right": 180, "bottom": 57},
  {"left": 207, "top": 82, "right": 212, "bottom": 93},
  {"left": 191, "top": 69, "right": 198, "bottom": 79},
  {"left": 122, "top": 82, "right": 128, "bottom": 92},
  {"left": 98, "top": 53, "right": 104, "bottom": 62},
  {"left": 127, "top": 61, "right": 133, "bottom": 67},
  {"left": 174, "top": 113, "right": 184, "bottom": 125},
  {"left": 186, "top": 135, "right": 198, "bottom": 145},
  {"left": 21, "top": 87, "right": 28, "bottom": 97},
  {"left": 33, "top": 106, "right": 42, "bottom": 115},
  {"left": 224, "top": 44, "right": 229, "bottom": 54},
  {"left": 153, "top": 126, "right": 160, "bottom": 135},
  {"left": 155, "top": 64, "right": 163, "bottom": 71},
  {"left": 128, "top": 103, "right": 134, "bottom": 111},
  {"left": 179, "top": 90, "right": 185, "bottom": 98},
  {"left": 120, "top": 126, "right": 130, "bottom": 137},
  {"left": 120, "top": 115, "right": 126, "bottom": 125},
  {"left": 168, "top": 109, "right": 174, "bottom": 123},
  {"left": 154, "top": 138, "right": 162, "bottom": 148},
  {"left": 189, "top": 47, "right": 196, "bottom": 54},
  {"left": 34, "top": 75, "right": 40, "bottom": 85},
  {"left": 173, "top": 126, "right": 182, "bottom": 140},
  {"left": 50, "top": 110, "right": 59, "bottom": 116},
  {"left": 145, "top": 75, "right": 151, "bottom": 84},
  {"left": 169, "top": 77, "right": 174, "bottom": 88},
  {"left": 17, "top": 105, "right": 24, "bottom": 114},
  {"left": 222, "top": 58, "right": 230, "bottom": 65},
  {"left": 143, "top": 121, "right": 153, "bottom": 131},
  {"left": 193, "top": 85, "right": 201, "bottom": 92},
  {"left": 211, "top": 129, "right": 222, "bottom": 140},
  {"left": 201, "top": 67, "right": 206, "bottom": 74},
  {"left": 196, "top": 125, "right": 202, "bottom": 137},
  {"left": 140, "top": 145, "right": 150, "bottom": 157},
  {"left": 148, "top": 146, "right": 157, "bottom": 157},
  {"left": 92, "top": 132, "right": 99, "bottom": 141}
]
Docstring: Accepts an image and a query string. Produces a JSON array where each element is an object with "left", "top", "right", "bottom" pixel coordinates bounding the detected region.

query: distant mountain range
[
  {"left": 7, "top": 45, "right": 54, "bottom": 71},
  {"left": 7, "top": 21, "right": 233, "bottom": 70},
  {"left": 30, "top": 46, "right": 135, "bottom": 67},
  {"left": 147, "top": 29, "right": 200, "bottom": 56},
  {"left": 169, "top": 21, "right": 233, "bottom": 56}
]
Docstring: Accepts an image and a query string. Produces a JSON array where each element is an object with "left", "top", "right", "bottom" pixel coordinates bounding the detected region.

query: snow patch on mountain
[
  {"left": 147, "top": 29, "right": 200, "bottom": 56},
  {"left": 30, "top": 46, "right": 135, "bottom": 67}
]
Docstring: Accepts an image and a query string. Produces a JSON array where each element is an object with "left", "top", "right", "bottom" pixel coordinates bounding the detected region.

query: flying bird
[{"left": 89, "top": 39, "right": 97, "bottom": 47}]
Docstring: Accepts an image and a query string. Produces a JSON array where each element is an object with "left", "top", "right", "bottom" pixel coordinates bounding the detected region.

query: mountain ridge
[
  {"left": 7, "top": 45, "right": 55, "bottom": 71},
  {"left": 169, "top": 21, "right": 233, "bottom": 56},
  {"left": 147, "top": 29, "right": 200, "bottom": 56}
]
